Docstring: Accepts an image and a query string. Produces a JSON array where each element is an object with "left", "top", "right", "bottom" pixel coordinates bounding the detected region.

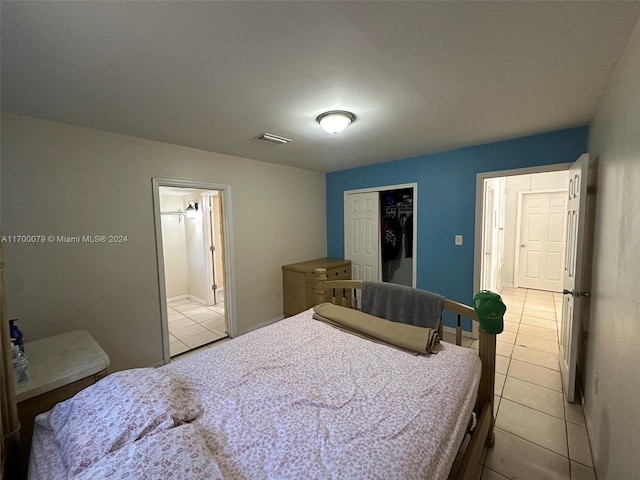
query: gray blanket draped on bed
[{"left": 361, "top": 281, "right": 444, "bottom": 330}]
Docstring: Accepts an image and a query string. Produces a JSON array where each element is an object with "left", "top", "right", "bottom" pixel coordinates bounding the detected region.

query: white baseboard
[
  {"left": 167, "top": 294, "right": 190, "bottom": 303},
  {"left": 236, "top": 315, "right": 284, "bottom": 336},
  {"left": 166, "top": 294, "right": 208, "bottom": 305},
  {"left": 189, "top": 295, "right": 208, "bottom": 305},
  {"left": 581, "top": 387, "right": 599, "bottom": 479}
]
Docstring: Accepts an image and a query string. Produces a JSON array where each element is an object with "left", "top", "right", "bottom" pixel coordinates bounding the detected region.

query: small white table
[
  {"left": 16, "top": 329, "right": 110, "bottom": 471},
  {"left": 15, "top": 329, "right": 109, "bottom": 402}
]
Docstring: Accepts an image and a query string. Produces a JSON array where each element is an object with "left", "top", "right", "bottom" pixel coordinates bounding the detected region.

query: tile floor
[
  {"left": 448, "top": 287, "right": 596, "bottom": 480},
  {"left": 167, "top": 296, "right": 227, "bottom": 356}
]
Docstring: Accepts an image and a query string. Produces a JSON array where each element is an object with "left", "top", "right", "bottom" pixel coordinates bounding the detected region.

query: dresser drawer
[
  {"left": 282, "top": 258, "right": 351, "bottom": 317},
  {"left": 326, "top": 265, "right": 350, "bottom": 280}
]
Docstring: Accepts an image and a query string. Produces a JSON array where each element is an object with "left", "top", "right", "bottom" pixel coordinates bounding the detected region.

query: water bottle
[
  {"left": 9, "top": 319, "right": 24, "bottom": 353},
  {"left": 11, "top": 344, "right": 28, "bottom": 387}
]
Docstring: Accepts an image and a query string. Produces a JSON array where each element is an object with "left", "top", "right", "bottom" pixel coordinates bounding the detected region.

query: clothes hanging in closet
[
  {"left": 382, "top": 215, "right": 403, "bottom": 262},
  {"left": 404, "top": 214, "right": 413, "bottom": 258}
]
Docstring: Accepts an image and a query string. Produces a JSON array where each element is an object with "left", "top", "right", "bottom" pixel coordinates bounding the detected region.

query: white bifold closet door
[{"left": 344, "top": 192, "right": 380, "bottom": 281}]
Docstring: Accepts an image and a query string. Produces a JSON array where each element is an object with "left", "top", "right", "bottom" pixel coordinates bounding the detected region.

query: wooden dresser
[{"left": 282, "top": 258, "right": 351, "bottom": 317}]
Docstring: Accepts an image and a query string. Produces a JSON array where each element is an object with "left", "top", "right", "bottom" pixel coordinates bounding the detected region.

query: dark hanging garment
[
  {"left": 381, "top": 215, "right": 387, "bottom": 261},
  {"left": 404, "top": 214, "right": 413, "bottom": 258},
  {"left": 383, "top": 217, "right": 402, "bottom": 261}
]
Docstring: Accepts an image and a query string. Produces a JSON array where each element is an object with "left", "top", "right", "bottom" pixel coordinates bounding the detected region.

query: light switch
[{"left": 455, "top": 235, "right": 463, "bottom": 246}]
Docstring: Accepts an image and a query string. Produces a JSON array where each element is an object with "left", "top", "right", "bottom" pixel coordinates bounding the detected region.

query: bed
[{"left": 28, "top": 273, "right": 497, "bottom": 480}]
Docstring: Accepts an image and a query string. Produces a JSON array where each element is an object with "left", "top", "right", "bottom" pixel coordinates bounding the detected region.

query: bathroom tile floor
[
  {"left": 447, "top": 287, "right": 596, "bottom": 480},
  {"left": 168, "top": 295, "right": 227, "bottom": 356}
]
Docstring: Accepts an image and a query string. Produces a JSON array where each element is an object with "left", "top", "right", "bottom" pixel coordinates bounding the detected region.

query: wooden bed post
[
  {"left": 313, "top": 268, "right": 328, "bottom": 305},
  {"left": 477, "top": 327, "right": 496, "bottom": 447},
  {"left": 457, "top": 326, "right": 496, "bottom": 479}
]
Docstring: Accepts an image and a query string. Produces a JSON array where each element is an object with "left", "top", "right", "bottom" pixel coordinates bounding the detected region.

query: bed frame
[{"left": 312, "top": 268, "right": 495, "bottom": 480}]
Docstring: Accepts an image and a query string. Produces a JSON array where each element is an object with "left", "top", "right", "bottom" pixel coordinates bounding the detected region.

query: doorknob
[
  {"left": 520, "top": 244, "right": 525, "bottom": 247},
  {"left": 563, "top": 289, "right": 591, "bottom": 298}
]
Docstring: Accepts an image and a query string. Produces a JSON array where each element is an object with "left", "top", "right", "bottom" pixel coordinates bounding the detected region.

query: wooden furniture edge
[
  {"left": 316, "top": 279, "right": 363, "bottom": 290},
  {"left": 313, "top": 268, "right": 328, "bottom": 306},
  {"left": 1, "top": 245, "right": 20, "bottom": 480},
  {"left": 313, "top": 268, "right": 363, "bottom": 309},
  {"left": 312, "top": 269, "right": 497, "bottom": 477},
  {"left": 457, "top": 401, "right": 492, "bottom": 480}
]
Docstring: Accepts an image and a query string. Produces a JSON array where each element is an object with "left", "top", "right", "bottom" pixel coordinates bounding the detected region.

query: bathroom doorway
[{"left": 153, "top": 179, "right": 236, "bottom": 362}]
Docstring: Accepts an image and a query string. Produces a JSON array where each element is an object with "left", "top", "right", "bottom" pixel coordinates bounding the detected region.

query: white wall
[
  {"left": 160, "top": 194, "right": 189, "bottom": 299},
  {"left": 584, "top": 18, "right": 640, "bottom": 479},
  {"left": 501, "top": 170, "right": 569, "bottom": 287},
  {"left": 0, "top": 113, "right": 326, "bottom": 371}
]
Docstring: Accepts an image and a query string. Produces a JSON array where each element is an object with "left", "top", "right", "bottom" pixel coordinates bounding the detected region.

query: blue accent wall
[{"left": 326, "top": 127, "right": 588, "bottom": 328}]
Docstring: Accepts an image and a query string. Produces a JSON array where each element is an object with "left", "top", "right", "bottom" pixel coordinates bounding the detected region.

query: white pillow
[
  {"left": 73, "top": 423, "right": 222, "bottom": 480},
  {"left": 48, "top": 368, "right": 201, "bottom": 476}
]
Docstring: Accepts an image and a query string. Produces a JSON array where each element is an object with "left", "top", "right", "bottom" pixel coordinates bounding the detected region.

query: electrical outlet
[
  {"left": 273, "top": 291, "right": 279, "bottom": 299},
  {"left": 594, "top": 371, "right": 599, "bottom": 394},
  {"left": 455, "top": 235, "right": 463, "bottom": 246}
]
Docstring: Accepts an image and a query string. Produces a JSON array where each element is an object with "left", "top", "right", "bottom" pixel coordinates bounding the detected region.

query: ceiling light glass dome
[{"left": 316, "top": 110, "right": 356, "bottom": 134}]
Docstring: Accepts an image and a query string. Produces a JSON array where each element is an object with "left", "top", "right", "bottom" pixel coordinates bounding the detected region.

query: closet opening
[
  {"left": 380, "top": 188, "right": 414, "bottom": 287},
  {"left": 343, "top": 183, "right": 417, "bottom": 286}
]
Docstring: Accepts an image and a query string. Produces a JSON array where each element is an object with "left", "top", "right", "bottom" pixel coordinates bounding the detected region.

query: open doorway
[
  {"left": 473, "top": 164, "right": 572, "bottom": 341},
  {"left": 153, "top": 179, "right": 236, "bottom": 363},
  {"left": 477, "top": 169, "right": 570, "bottom": 294}
]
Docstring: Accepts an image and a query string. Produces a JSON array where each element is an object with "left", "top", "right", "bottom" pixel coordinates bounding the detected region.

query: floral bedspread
[{"left": 30, "top": 309, "right": 480, "bottom": 480}]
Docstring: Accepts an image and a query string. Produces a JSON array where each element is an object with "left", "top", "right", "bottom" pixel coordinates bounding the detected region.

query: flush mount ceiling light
[{"left": 316, "top": 110, "right": 356, "bottom": 135}]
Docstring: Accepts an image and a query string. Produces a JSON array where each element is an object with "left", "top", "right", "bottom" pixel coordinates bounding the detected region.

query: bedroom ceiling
[{"left": 2, "top": 1, "right": 640, "bottom": 173}]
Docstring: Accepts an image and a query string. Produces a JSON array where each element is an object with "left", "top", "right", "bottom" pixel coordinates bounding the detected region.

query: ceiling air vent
[{"left": 257, "top": 133, "right": 292, "bottom": 145}]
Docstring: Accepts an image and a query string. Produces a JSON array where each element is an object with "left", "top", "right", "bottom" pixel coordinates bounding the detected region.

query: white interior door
[
  {"left": 345, "top": 192, "right": 380, "bottom": 281},
  {"left": 203, "top": 193, "right": 225, "bottom": 308},
  {"left": 496, "top": 178, "right": 506, "bottom": 290},
  {"left": 482, "top": 184, "right": 496, "bottom": 290},
  {"left": 560, "top": 154, "right": 590, "bottom": 402},
  {"left": 517, "top": 191, "right": 567, "bottom": 292}
]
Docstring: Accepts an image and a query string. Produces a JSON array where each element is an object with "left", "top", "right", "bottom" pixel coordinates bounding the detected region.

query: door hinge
[{"left": 562, "top": 289, "right": 590, "bottom": 298}]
